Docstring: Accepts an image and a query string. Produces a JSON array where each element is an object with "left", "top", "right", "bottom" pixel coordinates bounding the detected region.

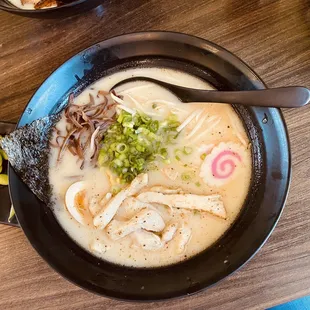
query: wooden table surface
[{"left": 0, "top": 1, "right": 309, "bottom": 309}]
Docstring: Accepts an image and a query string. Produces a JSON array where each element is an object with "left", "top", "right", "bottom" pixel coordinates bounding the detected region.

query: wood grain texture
[{"left": 0, "top": 0, "right": 309, "bottom": 309}]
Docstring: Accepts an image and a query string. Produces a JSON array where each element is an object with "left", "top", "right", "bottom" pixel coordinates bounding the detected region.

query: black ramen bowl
[
  {"left": 4, "top": 32, "right": 290, "bottom": 301},
  {"left": 0, "top": 0, "right": 102, "bottom": 17}
]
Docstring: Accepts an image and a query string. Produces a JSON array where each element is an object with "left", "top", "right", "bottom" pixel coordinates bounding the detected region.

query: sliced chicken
[
  {"left": 162, "top": 223, "right": 178, "bottom": 242},
  {"left": 176, "top": 225, "right": 192, "bottom": 253},
  {"left": 93, "top": 173, "right": 148, "bottom": 229},
  {"left": 101, "top": 192, "right": 112, "bottom": 205},
  {"left": 107, "top": 209, "right": 165, "bottom": 240},
  {"left": 149, "top": 186, "right": 184, "bottom": 194},
  {"left": 116, "top": 197, "right": 156, "bottom": 219},
  {"left": 89, "top": 192, "right": 112, "bottom": 217},
  {"left": 137, "top": 192, "right": 226, "bottom": 219},
  {"left": 133, "top": 230, "right": 163, "bottom": 250},
  {"left": 89, "top": 196, "right": 100, "bottom": 216},
  {"left": 89, "top": 239, "right": 111, "bottom": 255},
  {"left": 105, "top": 220, "right": 123, "bottom": 240}
]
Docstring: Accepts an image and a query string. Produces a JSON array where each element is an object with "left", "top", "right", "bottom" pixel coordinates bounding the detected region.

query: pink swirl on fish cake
[
  {"left": 200, "top": 142, "right": 248, "bottom": 187},
  {"left": 211, "top": 150, "right": 242, "bottom": 179}
]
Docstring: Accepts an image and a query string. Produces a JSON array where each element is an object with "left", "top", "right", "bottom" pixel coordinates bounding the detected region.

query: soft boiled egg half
[{"left": 65, "top": 181, "right": 93, "bottom": 226}]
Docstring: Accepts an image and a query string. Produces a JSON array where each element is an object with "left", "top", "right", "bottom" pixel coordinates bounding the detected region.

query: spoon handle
[{"left": 181, "top": 86, "right": 310, "bottom": 108}]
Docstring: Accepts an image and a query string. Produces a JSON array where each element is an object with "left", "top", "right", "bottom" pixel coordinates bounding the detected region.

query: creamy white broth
[{"left": 49, "top": 67, "right": 251, "bottom": 267}]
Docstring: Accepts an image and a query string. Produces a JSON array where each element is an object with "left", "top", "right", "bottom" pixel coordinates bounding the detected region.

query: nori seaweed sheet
[{"left": 0, "top": 115, "right": 60, "bottom": 205}]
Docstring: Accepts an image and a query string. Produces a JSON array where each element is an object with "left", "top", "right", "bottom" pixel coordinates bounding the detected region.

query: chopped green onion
[
  {"left": 174, "top": 148, "right": 183, "bottom": 161},
  {"left": 160, "top": 148, "right": 168, "bottom": 158},
  {"left": 112, "top": 158, "right": 123, "bottom": 167},
  {"left": 111, "top": 186, "right": 121, "bottom": 195},
  {"left": 174, "top": 148, "right": 182, "bottom": 155},
  {"left": 123, "top": 121, "right": 134, "bottom": 128},
  {"left": 140, "top": 114, "right": 151, "bottom": 124},
  {"left": 181, "top": 173, "right": 191, "bottom": 181},
  {"left": 146, "top": 162, "right": 158, "bottom": 171},
  {"left": 200, "top": 153, "right": 207, "bottom": 160},
  {"left": 136, "top": 144, "right": 145, "bottom": 152},
  {"left": 166, "top": 133, "right": 177, "bottom": 144},
  {"left": 116, "top": 143, "right": 128, "bottom": 153},
  {"left": 168, "top": 114, "right": 178, "bottom": 122},
  {"left": 98, "top": 110, "right": 180, "bottom": 183},
  {"left": 149, "top": 120, "right": 159, "bottom": 133},
  {"left": 195, "top": 182, "right": 201, "bottom": 187},
  {"left": 183, "top": 146, "right": 193, "bottom": 155},
  {"left": 174, "top": 131, "right": 181, "bottom": 139}
]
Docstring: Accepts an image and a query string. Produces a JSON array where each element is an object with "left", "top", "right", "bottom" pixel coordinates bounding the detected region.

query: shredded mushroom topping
[{"left": 52, "top": 92, "right": 116, "bottom": 168}]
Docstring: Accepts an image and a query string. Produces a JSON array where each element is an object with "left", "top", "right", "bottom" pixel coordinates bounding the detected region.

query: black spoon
[{"left": 112, "top": 77, "right": 310, "bottom": 108}]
